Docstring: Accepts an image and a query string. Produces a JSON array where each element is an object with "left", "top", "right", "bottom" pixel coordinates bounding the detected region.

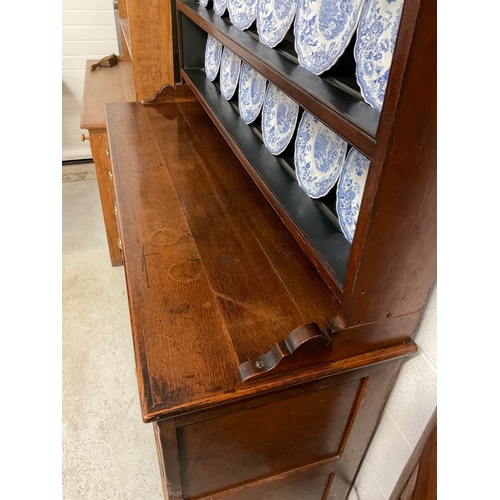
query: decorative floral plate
[
  {"left": 220, "top": 47, "right": 242, "bottom": 100},
  {"left": 228, "top": 0, "right": 258, "bottom": 30},
  {"left": 336, "top": 147, "right": 371, "bottom": 243},
  {"left": 214, "top": 0, "right": 228, "bottom": 16},
  {"left": 256, "top": 0, "right": 298, "bottom": 48},
  {"left": 294, "top": 111, "right": 347, "bottom": 198},
  {"left": 204, "top": 35, "right": 223, "bottom": 81},
  {"left": 294, "top": 0, "right": 365, "bottom": 75},
  {"left": 262, "top": 83, "right": 299, "bottom": 155},
  {"left": 354, "top": 0, "right": 404, "bottom": 111},
  {"left": 238, "top": 62, "right": 267, "bottom": 124}
]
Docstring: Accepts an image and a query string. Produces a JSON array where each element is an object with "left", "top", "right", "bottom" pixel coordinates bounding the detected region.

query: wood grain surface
[
  {"left": 105, "top": 99, "right": 417, "bottom": 422},
  {"left": 80, "top": 60, "right": 135, "bottom": 129}
]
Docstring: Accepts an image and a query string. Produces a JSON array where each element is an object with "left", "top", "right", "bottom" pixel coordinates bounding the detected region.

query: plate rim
[
  {"left": 294, "top": 0, "right": 365, "bottom": 75},
  {"left": 238, "top": 62, "right": 267, "bottom": 124},
  {"left": 228, "top": 0, "right": 259, "bottom": 30},
  {"left": 294, "top": 111, "right": 347, "bottom": 199},
  {"left": 204, "top": 34, "right": 223, "bottom": 82},
  {"left": 353, "top": 0, "right": 404, "bottom": 111},
  {"left": 220, "top": 47, "right": 242, "bottom": 100},
  {"left": 336, "top": 147, "right": 370, "bottom": 242},
  {"left": 256, "top": 0, "right": 298, "bottom": 48},
  {"left": 213, "top": 0, "right": 229, "bottom": 16},
  {"left": 261, "top": 83, "right": 300, "bottom": 155}
]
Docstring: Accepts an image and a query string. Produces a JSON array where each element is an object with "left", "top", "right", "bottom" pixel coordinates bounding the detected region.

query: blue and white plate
[
  {"left": 204, "top": 35, "right": 223, "bottom": 81},
  {"left": 336, "top": 147, "right": 371, "bottom": 243},
  {"left": 228, "top": 0, "right": 258, "bottom": 30},
  {"left": 257, "top": 0, "right": 298, "bottom": 48},
  {"left": 262, "top": 83, "right": 299, "bottom": 155},
  {"left": 220, "top": 47, "right": 242, "bottom": 100},
  {"left": 214, "top": 0, "right": 228, "bottom": 16},
  {"left": 294, "top": 0, "right": 365, "bottom": 75},
  {"left": 238, "top": 62, "right": 267, "bottom": 124},
  {"left": 294, "top": 111, "right": 347, "bottom": 199},
  {"left": 354, "top": 0, "right": 404, "bottom": 111},
  {"left": 200, "top": 0, "right": 209, "bottom": 7}
]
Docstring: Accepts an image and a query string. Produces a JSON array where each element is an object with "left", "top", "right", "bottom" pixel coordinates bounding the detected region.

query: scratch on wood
[
  {"left": 142, "top": 246, "right": 150, "bottom": 288},
  {"left": 142, "top": 245, "right": 161, "bottom": 289}
]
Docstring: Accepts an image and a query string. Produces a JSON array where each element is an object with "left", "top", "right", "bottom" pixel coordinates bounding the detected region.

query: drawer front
[{"left": 88, "top": 129, "right": 123, "bottom": 266}]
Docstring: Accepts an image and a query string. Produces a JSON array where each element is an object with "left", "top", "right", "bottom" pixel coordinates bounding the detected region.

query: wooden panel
[
  {"left": 196, "top": 464, "right": 335, "bottom": 500},
  {"left": 142, "top": 104, "right": 306, "bottom": 360},
  {"left": 177, "top": 378, "right": 365, "bottom": 498},
  {"left": 154, "top": 420, "right": 184, "bottom": 500},
  {"left": 330, "top": 357, "right": 407, "bottom": 499},
  {"left": 176, "top": 101, "right": 341, "bottom": 325},
  {"left": 105, "top": 101, "right": 240, "bottom": 418},
  {"left": 340, "top": 0, "right": 437, "bottom": 327},
  {"left": 80, "top": 60, "right": 135, "bottom": 129},
  {"left": 88, "top": 129, "right": 122, "bottom": 266},
  {"left": 143, "top": 103, "right": 336, "bottom": 363},
  {"left": 126, "top": 0, "right": 175, "bottom": 99}
]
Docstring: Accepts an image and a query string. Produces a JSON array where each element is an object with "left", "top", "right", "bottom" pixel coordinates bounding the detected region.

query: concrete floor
[{"left": 62, "top": 162, "right": 163, "bottom": 499}]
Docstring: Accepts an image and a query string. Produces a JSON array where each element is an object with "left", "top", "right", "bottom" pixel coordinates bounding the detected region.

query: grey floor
[{"left": 62, "top": 162, "right": 164, "bottom": 500}]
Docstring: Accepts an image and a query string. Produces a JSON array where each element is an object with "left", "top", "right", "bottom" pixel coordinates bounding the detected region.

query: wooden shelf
[
  {"left": 182, "top": 67, "right": 350, "bottom": 291},
  {"left": 80, "top": 59, "right": 135, "bottom": 130},
  {"left": 177, "top": 1, "right": 379, "bottom": 159}
]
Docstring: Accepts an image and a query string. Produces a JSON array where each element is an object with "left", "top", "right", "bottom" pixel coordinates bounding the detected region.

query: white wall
[
  {"left": 62, "top": 0, "right": 119, "bottom": 161},
  {"left": 349, "top": 283, "right": 437, "bottom": 500}
]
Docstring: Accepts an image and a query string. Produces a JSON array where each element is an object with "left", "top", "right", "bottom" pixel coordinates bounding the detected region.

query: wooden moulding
[
  {"left": 238, "top": 323, "right": 333, "bottom": 382},
  {"left": 141, "top": 82, "right": 197, "bottom": 105}
]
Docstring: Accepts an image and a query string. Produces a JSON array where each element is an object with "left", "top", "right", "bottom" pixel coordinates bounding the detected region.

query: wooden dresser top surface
[
  {"left": 105, "top": 99, "right": 414, "bottom": 422},
  {"left": 80, "top": 59, "right": 135, "bottom": 130}
]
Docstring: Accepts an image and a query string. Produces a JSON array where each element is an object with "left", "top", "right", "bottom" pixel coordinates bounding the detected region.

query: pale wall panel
[
  {"left": 62, "top": 10, "right": 115, "bottom": 26},
  {"left": 62, "top": 0, "right": 118, "bottom": 160},
  {"left": 63, "top": 0, "right": 116, "bottom": 11},
  {"left": 63, "top": 26, "right": 117, "bottom": 41}
]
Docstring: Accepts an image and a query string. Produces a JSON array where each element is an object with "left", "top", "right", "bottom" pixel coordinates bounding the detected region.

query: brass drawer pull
[{"left": 108, "top": 171, "right": 113, "bottom": 180}]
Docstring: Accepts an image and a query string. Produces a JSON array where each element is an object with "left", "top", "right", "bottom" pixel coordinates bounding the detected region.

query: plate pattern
[
  {"left": 257, "top": 0, "right": 298, "bottom": 48},
  {"left": 294, "top": 111, "right": 347, "bottom": 198},
  {"left": 214, "top": 0, "right": 229, "bottom": 16},
  {"left": 354, "top": 0, "right": 404, "bottom": 111},
  {"left": 228, "top": 0, "right": 258, "bottom": 30},
  {"left": 238, "top": 62, "right": 267, "bottom": 124},
  {"left": 199, "top": 0, "right": 209, "bottom": 7},
  {"left": 294, "top": 0, "right": 365, "bottom": 75},
  {"left": 262, "top": 84, "right": 299, "bottom": 155},
  {"left": 220, "top": 47, "right": 242, "bottom": 100},
  {"left": 204, "top": 35, "right": 223, "bottom": 81},
  {"left": 336, "top": 147, "right": 371, "bottom": 243}
]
